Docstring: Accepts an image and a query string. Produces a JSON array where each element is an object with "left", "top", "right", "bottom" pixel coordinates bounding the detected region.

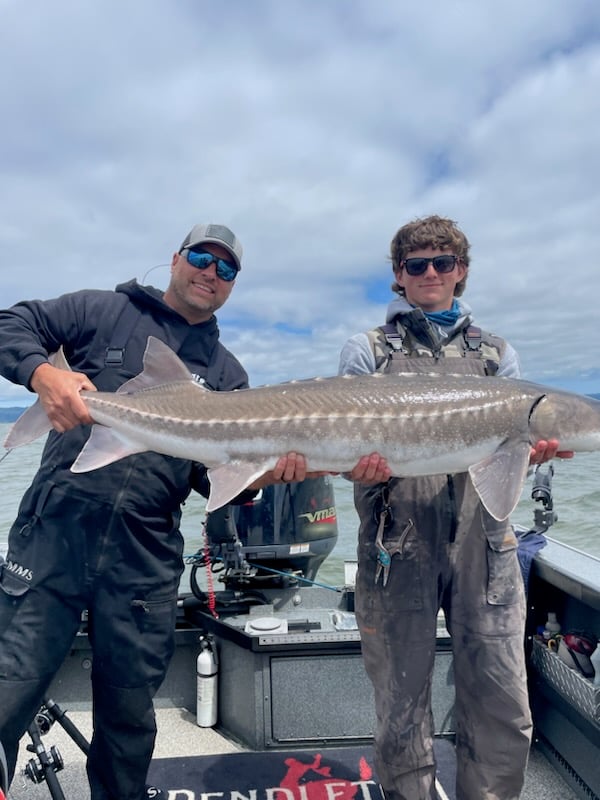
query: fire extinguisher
[
  {"left": 196, "top": 635, "right": 218, "bottom": 727},
  {"left": 0, "top": 738, "right": 7, "bottom": 800}
]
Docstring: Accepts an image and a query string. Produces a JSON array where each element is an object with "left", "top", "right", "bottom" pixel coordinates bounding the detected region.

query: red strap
[{"left": 202, "top": 520, "right": 219, "bottom": 619}]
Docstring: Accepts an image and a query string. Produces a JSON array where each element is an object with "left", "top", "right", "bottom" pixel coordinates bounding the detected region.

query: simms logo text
[{"left": 5, "top": 560, "right": 33, "bottom": 582}]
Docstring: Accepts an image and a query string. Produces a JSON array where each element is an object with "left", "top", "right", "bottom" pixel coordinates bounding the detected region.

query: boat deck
[
  {"left": 6, "top": 537, "right": 600, "bottom": 800},
  {"left": 8, "top": 706, "right": 580, "bottom": 800}
]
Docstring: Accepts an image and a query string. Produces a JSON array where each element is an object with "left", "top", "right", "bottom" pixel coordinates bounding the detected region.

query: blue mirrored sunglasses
[{"left": 181, "top": 248, "right": 239, "bottom": 282}]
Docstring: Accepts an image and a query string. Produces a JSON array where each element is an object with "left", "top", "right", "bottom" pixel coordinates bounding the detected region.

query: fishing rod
[{"left": 0, "top": 449, "right": 12, "bottom": 464}]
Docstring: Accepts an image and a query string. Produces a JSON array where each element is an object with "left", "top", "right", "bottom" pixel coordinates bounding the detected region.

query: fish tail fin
[
  {"left": 3, "top": 347, "right": 71, "bottom": 449},
  {"left": 4, "top": 399, "right": 53, "bottom": 449}
]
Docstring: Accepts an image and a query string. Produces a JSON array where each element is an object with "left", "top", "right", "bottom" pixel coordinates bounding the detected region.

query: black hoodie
[{"left": 0, "top": 279, "right": 249, "bottom": 520}]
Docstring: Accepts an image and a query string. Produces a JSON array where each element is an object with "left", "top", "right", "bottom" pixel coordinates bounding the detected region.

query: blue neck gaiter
[{"left": 422, "top": 299, "right": 461, "bottom": 328}]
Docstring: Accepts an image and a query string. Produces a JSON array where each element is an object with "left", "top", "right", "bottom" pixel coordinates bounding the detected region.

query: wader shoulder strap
[
  {"left": 79, "top": 297, "right": 144, "bottom": 382},
  {"left": 464, "top": 325, "right": 482, "bottom": 351},
  {"left": 366, "top": 323, "right": 406, "bottom": 371},
  {"left": 462, "top": 325, "right": 503, "bottom": 375},
  {"left": 102, "top": 300, "right": 144, "bottom": 368}
]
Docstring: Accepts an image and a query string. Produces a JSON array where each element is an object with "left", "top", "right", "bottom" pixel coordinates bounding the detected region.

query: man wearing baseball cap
[
  {"left": 162, "top": 222, "right": 244, "bottom": 326},
  {"left": 0, "top": 222, "right": 320, "bottom": 800}
]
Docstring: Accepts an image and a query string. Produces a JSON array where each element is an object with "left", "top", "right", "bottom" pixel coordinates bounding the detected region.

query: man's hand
[
  {"left": 248, "top": 452, "right": 329, "bottom": 490},
  {"left": 249, "top": 451, "right": 393, "bottom": 491},
  {"left": 346, "top": 453, "right": 392, "bottom": 484},
  {"left": 30, "top": 363, "right": 96, "bottom": 432},
  {"left": 529, "top": 439, "right": 575, "bottom": 465}
]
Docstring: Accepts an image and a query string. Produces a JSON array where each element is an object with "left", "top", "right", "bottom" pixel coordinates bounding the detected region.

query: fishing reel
[
  {"left": 24, "top": 714, "right": 65, "bottom": 793},
  {"left": 24, "top": 744, "right": 64, "bottom": 785}
]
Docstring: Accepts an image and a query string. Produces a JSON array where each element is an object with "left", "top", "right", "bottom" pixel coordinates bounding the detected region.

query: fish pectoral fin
[
  {"left": 206, "top": 460, "right": 275, "bottom": 512},
  {"left": 70, "top": 424, "right": 148, "bottom": 472},
  {"left": 468, "top": 441, "right": 531, "bottom": 521}
]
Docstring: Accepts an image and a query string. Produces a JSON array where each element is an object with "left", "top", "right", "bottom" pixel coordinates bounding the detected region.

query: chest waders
[{"left": 354, "top": 320, "right": 533, "bottom": 800}]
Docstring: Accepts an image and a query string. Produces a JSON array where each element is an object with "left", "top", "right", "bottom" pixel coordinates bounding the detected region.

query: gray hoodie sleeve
[
  {"left": 338, "top": 333, "right": 377, "bottom": 375},
  {"left": 497, "top": 341, "right": 521, "bottom": 378}
]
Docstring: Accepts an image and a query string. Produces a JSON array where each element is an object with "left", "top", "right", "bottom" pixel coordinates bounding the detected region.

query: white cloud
[{"left": 1, "top": 0, "right": 600, "bottom": 398}]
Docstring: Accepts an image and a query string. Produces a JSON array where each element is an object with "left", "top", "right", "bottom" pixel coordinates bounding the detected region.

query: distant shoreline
[{"left": 0, "top": 408, "right": 27, "bottom": 423}]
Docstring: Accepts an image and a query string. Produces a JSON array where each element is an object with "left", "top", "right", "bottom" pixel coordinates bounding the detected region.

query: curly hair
[{"left": 390, "top": 214, "right": 470, "bottom": 297}]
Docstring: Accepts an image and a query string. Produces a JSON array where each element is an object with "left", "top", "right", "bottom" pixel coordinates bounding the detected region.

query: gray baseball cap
[{"left": 179, "top": 223, "right": 243, "bottom": 271}]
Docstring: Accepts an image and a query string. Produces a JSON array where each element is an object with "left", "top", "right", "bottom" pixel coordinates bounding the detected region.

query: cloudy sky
[{"left": 1, "top": 0, "right": 599, "bottom": 406}]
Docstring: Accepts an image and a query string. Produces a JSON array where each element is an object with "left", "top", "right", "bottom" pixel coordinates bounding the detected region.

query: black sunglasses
[{"left": 401, "top": 255, "right": 459, "bottom": 276}]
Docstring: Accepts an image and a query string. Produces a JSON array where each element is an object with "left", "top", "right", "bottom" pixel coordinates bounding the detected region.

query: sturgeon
[{"left": 5, "top": 336, "right": 600, "bottom": 519}]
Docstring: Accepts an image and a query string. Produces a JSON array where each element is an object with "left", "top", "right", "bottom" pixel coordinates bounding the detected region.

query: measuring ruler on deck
[{"left": 256, "top": 629, "right": 362, "bottom": 648}]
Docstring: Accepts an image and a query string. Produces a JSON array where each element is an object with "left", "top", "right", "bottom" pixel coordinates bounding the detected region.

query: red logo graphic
[{"left": 279, "top": 752, "right": 378, "bottom": 800}]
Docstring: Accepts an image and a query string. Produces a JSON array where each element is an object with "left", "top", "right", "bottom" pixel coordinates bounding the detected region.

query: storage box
[{"left": 531, "top": 638, "right": 600, "bottom": 727}]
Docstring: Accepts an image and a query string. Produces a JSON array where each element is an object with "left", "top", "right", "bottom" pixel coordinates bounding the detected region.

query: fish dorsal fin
[
  {"left": 117, "top": 336, "right": 194, "bottom": 394},
  {"left": 468, "top": 440, "right": 531, "bottom": 521},
  {"left": 206, "top": 459, "right": 276, "bottom": 512},
  {"left": 4, "top": 347, "right": 71, "bottom": 448}
]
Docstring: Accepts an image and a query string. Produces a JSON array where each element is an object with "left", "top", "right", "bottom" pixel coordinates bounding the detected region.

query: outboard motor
[{"left": 205, "top": 475, "right": 339, "bottom": 587}]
